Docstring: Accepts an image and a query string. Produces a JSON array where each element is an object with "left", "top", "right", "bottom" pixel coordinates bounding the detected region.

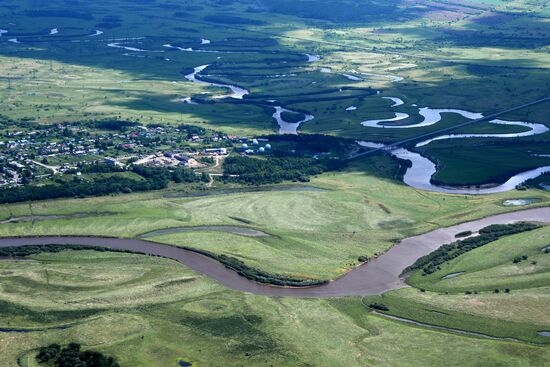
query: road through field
[{"left": 0, "top": 207, "right": 548, "bottom": 297}]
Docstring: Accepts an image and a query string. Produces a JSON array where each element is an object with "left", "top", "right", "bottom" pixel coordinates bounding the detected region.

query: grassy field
[
  {"left": 408, "top": 225, "right": 550, "bottom": 292},
  {"left": 0, "top": 156, "right": 548, "bottom": 280},
  {"left": 356, "top": 226, "right": 550, "bottom": 344},
  {"left": 1, "top": 250, "right": 550, "bottom": 367}
]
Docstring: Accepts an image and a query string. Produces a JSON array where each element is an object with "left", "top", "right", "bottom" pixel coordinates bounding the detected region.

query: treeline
[
  {"left": 520, "top": 172, "right": 550, "bottom": 189},
  {"left": 405, "top": 222, "right": 541, "bottom": 276},
  {"left": 180, "top": 246, "right": 327, "bottom": 287},
  {"left": 0, "top": 244, "right": 145, "bottom": 258},
  {"left": 37, "top": 343, "right": 119, "bottom": 367},
  {"left": 223, "top": 156, "right": 339, "bottom": 185},
  {"left": 263, "top": 134, "right": 353, "bottom": 155},
  {"left": 0, "top": 165, "right": 207, "bottom": 204},
  {"left": 84, "top": 119, "right": 139, "bottom": 131}
]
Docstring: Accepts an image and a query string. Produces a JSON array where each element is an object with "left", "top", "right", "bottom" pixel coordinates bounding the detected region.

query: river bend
[{"left": 1, "top": 207, "right": 548, "bottom": 297}]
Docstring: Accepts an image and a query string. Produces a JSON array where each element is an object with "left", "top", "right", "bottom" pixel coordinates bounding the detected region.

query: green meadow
[
  {"left": 0, "top": 155, "right": 548, "bottom": 280},
  {"left": 1, "top": 250, "right": 550, "bottom": 367},
  {"left": 0, "top": 0, "right": 549, "bottom": 365},
  {"left": 361, "top": 226, "right": 550, "bottom": 345}
]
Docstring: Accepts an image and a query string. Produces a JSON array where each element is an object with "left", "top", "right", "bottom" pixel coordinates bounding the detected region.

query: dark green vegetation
[
  {"left": 522, "top": 172, "right": 550, "bottom": 190},
  {"left": 420, "top": 139, "right": 550, "bottom": 186},
  {"left": 0, "top": 164, "right": 207, "bottom": 204},
  {"left": 264, "top": 134, "right": 354, "bottom": 156},
  {"left": 406, "top": 222, "right": 541, "bottom": 275},
  {"left": 86, "top": 120, "right": 139, "bottom": 132},
  {"left": 204, "top": 250, "right": 327, "bottom": 287},
  {"left": 37, "top": 343, "right": 120, "bottom": 367},
  {"left": 220, "top": 135, "right": 356, "bottom": 185},
  {"left": 0, "top": 244, "right": 143, "bottom": 258},
  {"left": 223, "top": 155, "right": 338, "bottom": 185},
  {"left": 455, "top": 231, "right": 473, "bottom": 238},
  {"left": 280, "top": 111, "right": 305, "bottom": 124}
]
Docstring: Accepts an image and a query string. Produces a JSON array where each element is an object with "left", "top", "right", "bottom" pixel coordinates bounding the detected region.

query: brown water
[{"left": 0, "top": 207, "right": 548, "bottom": 297}]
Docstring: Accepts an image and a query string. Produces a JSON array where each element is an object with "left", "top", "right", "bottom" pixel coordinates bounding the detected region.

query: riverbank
[{"left": 0, "top": 207, "right": 548, "bottom": 297}]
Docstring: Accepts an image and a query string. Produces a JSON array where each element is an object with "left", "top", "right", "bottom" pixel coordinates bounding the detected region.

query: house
[{"left": 204, "top": 148, "right": 227, "bottom": 156}]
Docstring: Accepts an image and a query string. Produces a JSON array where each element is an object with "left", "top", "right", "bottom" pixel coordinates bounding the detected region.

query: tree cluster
[
  {"left": 263, "top": 134, "right": 352, "bottom": 155},
  {"left": 405, "top": 222, "right": 541, "bottom": 275},
  {"left": 37, "top": 343, "right": 119, "bottom": 367},
  {"left": 85, "top": 119, "right": 139, "bottom": 131},
  {"left": 223, "top": 156, "right": 338, "bottom": 185},
  {"left": 0, "top": 244, "right": 144, "bottom": 258}
]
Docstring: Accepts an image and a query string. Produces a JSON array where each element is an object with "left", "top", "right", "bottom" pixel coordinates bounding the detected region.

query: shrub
[
  {"left": 368, "top": 303, "right": 390, "bottom": 312},
  {"left": 455, "top": 230, "right": 472, "bottom": 238},
  {"left": 37, "top": 344, "right": 61, "bottom": 363}
]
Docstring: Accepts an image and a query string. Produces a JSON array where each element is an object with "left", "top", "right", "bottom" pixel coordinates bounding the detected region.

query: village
[{"left": 0, "top": 121, "right": 272, "bottom": 187}]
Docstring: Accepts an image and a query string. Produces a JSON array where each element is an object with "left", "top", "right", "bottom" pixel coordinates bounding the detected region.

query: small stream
[
  {"left": 416, "top": 119, "right": 548, "bottom": 147},
  {"left": 371, "top": 311, "right": 521, "bottom": 342},
  {"left": 0, "top": 213, "right": 101, "bottom": 224},
  {"left": 88, "top": 30, "right": 103, "bottom": 37},
  {"left": 361, "top": 108, "right": 483, "bottom": 129},
  {"left": 383, "top": 97, "right": 404, "bottom": 107},
  {"left": 441, "top": 272, "right": 464, "bottom": 279},
  {"left": 184, "top": 65, "right": 248, "bottom": 99}
]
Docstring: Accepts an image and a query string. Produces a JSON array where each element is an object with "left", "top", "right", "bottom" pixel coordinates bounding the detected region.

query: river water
[
  {"left": 358, "top": 141, "right": 550, "bottom": 194},
  {"left": 0, "top": 207, "right": 548, "bottom": 297},
  {"left": 184, "top": 65, "right": 249, "bottom": 99}
]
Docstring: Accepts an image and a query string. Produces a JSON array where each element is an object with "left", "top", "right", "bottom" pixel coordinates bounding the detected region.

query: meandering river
[
  {"left": 1, "top": 207, "right": 548, "bottom": 297},
  {"left": 358, "top": 141, "right": 550, "bottom": 195},
  {"left": 184, "top": 65, "right": 249, "bottom": 99},
  {"left": 99, "top": 38, "right": 550, "bottom": 192}
]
